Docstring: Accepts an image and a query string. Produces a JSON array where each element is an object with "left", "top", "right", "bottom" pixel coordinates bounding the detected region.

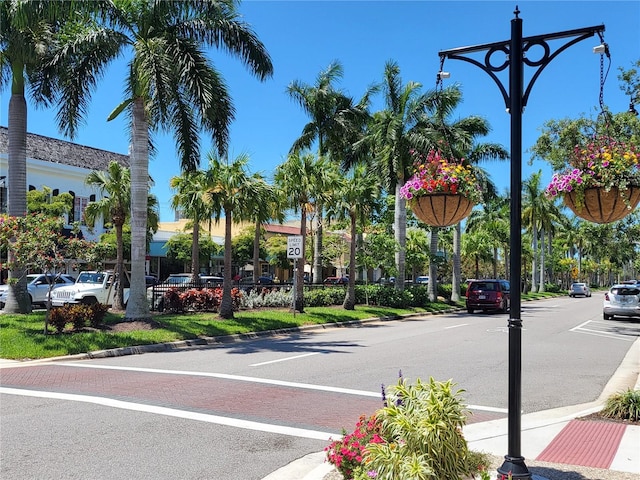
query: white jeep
[{"left": 50, "top": 271, "right": 129, "bottom": 307}]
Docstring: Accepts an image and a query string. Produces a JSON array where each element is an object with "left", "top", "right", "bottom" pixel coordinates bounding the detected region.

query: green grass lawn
[{"left": 0, "top": 302, "right": 462, "bottom": 360}]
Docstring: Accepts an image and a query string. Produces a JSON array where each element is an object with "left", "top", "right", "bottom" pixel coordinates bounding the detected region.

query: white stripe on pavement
[{"left": 0, "top": 387, "right": 337, "bottom": 441}]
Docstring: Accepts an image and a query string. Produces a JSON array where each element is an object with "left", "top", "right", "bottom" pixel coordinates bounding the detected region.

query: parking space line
[{"left": 250, "top": 352, "right": 320, "bottom": 366}]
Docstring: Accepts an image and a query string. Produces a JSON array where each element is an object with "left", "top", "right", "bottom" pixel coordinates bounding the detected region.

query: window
[{"left": 73, "top": 195, "right": 89, "bottom": 224}]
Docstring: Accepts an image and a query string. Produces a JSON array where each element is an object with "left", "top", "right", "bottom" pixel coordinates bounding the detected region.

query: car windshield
[
  {"left": 611, "top": 286, "right": 640, "bottom": 296},
  {"left": 166, "top": 276, "right": 191, "bottom": 284},
  {"left": 76, "top": 273, "right": 104, "bottom": 284},
  {"left": 472, "top": 282, "right": 496, "bottom": 291}
]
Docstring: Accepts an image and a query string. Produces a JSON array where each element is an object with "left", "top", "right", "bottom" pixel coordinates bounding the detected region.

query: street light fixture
[{"left": 438, "top": 7, "right": 605, "bottom": 479}]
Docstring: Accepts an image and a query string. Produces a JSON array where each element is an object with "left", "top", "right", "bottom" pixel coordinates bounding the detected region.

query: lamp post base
[{"left": 498, "top": 455, "right": 532, "bottom": 479}]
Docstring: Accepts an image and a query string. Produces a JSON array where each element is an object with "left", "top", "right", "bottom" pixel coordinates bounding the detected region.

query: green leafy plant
[
  {"left": 363, "top": 377, "right": 471, "bottom": 480},
  {"left": 601, "top": 388, "right": 640, "bottom": 422}
]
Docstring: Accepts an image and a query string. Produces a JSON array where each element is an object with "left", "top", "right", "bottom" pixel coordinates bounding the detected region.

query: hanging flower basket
[
  {"left": 563, "top": 186, "right": 640, "bottom": 224},
  {"left": 400, "top": 149, "right": 481, "bottom": 227},
  {"left": 545, "top": 136, "right": 640, "bottom": 224},
  {"left": 409, "top": 194, "right": 474, "bottom": 227}
]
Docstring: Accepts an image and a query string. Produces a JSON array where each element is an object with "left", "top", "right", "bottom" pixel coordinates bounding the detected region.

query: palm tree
[
  {"left": 84, "top": 162, "right": 159, "bottom": 310},
  {"left": 49, "top": 0, "right": 273, "bottom": 321},
  {"left": 84, "top": 162, "right": 130, "bottom": 310},
  {"left": 274, "top": 152, "right": 320, "bottom": 312},
  {"left": 287, "top": 61, "right": 367, "bottom": 284},
  {"left": 466, "top": 195, "right": 510, "bottom": 279},
  {"left": 205, "top": 152, "right": 272, "bottom": 319},
  {"left": 328, "top": 165, "right": 380, "bottom": 309},
  {"left": 0, "top": 0, "right": 91, "bottom": 313},
  {"left": 245, "top": 175, "right": 283, "bottom": 284},
  {"left": 365, "top": 61, "right": 439, "bottom": 291},
  {"left": 170, "top": 170, "right": 213, "bottom": 282}
]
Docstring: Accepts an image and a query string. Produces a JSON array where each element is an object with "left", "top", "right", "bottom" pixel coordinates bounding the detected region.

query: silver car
[
  {"left": 0, "top": 274, "right": 76, "bottom": 308},
  {"left": 569, "top": 282, "right": 591, "bottom": 297},
  {"left": 603, "top": 284, "right": 640, "bottom": 320}
]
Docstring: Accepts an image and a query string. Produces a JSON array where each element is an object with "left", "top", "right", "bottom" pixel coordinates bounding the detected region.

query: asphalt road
[{"left": 1, "top": 295, "right": 638, "bottom": 480}]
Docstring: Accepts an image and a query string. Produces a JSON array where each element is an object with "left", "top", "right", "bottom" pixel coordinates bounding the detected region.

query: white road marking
[
  {"left": 0, "top": 387, "right": 336, "bottom": 440},
  {"left": 570, "top": 320, "right": 636, "bottom": 341},
  {"left": 445, "top": 323, "right": 468, "bottom": 329},
  {"left": 250, "top": 352, "right": 320, "bottom": 366}
]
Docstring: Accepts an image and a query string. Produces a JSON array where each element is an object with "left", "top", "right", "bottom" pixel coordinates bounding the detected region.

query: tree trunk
[
  {"left": 191, "top": 219, "right": 201, "bottom": 281},
  {"left": 451, "top": 223, "right": 461, "bottom": 302},
  {"left": 253, "top": 220, "right": 261, "bottom": 283},
  {"left": 538, "top": 228, "right": 546, "bottom": 292},
  {"left": 124, "top": 98, "right": 151, "bottom": 321},
  {"left": 394, "top": 183, "right": 406, "bottom": 291},
  {"left": 428, "top": 228, "right": 438, "bottom": 302},
  {"left": 343, "top": 211, "right": 357, "bottom": 310},
  {"left": 530, "top": 223, "right": 538, "bottom": 293},
  {"left": 113, "top": 222, "right": 126, "bottom": 311},
  {"left": 4, "top": 87, "right": 30, "bottom": 314},
  {"left": 219, "top": 211, "right": 235, "bottom": 319},
  {"left": 313, "top": 209, "right": 323, "bottom": 284},
  {"left": 294, "top": 209, "right": 306, "bottom": 312}
]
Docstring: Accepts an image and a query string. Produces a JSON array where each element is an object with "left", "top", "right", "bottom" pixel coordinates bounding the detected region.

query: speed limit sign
[{"left": 287, "top": 235, "right": 303, "bottom": 259}]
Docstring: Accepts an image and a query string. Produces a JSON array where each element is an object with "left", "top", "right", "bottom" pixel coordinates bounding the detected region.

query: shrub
[
  {"left": 363, "top": 377, "right": 471, "bottom": 480},
  {"left": 601, "top": 388, "right": 640, "bottom": 422},
  {"left": 88, "top": 303, "right": 109, "bottom": 328},
  {"left": 163, "top": 287, "right": 243, "bottom": 313},
  {"left": 325, "top": 414, "right": 384, "bottom": 479},
  {"left": 49, "top": 307, "right": 69, "bottom": 333}
]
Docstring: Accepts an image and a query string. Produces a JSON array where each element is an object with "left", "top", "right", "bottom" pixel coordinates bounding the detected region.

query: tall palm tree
[
  {"left": 328, "top": 165, "right": 380, "bottom": 310},
  {"left": 205, "top": 152, "right": 271, "bottom": 319},
  {"left": 287, "top": 61, "right": 367, "bottom": 284},
  {"left": 51, "top": 0, "right": 273, "bottom": 321},
  {"left": 466, "top": 195, "right": 510, "bottom": 279},
  {"left": 274, "top": 152, "right": 319, "bottom": 312},
  {"left": 170, "top": 170, "right": 213, "bottom": 282},
  {"left": 0, "top": 0, "right": 90, "bottom": 313},
  {"left": 365, "top": 61, "right": 440, "bottom": 291}
]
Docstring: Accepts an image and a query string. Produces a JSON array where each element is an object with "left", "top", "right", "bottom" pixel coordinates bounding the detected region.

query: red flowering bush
[
  {"left": 325, "top": 414, "right": 384, "bottom": 479},
  {"left": 163, "top": 287, "right": 243, "bottom": 313}
]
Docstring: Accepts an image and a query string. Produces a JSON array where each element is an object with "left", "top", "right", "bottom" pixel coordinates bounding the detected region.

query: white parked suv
[
  {"left": 0, "top": 274, "right": 76, "bottom": 309},
  {"left": 50, "top": 271, "right": 129, "bottom": 307}
]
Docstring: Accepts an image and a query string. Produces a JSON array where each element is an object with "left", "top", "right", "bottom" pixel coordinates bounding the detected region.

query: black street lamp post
[{"left": 438, "top": 7, "right": 605, "bottom": 479}]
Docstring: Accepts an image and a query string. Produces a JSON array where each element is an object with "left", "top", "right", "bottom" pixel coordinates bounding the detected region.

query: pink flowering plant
[
  {"left": 325, "top": 414, "right": 384, "bottom": 480},
  {"left": 544, "top": 135, "right": 640, "bottom": 207},
  {"left": 399, "top": 149, "right": 483, "bottom": 204}
]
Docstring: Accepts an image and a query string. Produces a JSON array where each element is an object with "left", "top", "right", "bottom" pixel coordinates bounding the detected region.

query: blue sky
[{"left": 1, "top": 1, "right": 638, "bottom": 222}]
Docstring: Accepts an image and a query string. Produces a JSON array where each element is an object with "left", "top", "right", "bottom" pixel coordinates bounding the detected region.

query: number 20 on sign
[{"left": 287, "top": 236, "right": 303, "bottom": 259}]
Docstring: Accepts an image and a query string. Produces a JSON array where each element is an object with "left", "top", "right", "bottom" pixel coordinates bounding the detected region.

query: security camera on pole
[{"left": 287, "top": 235, "right": 303, "bottom": 315}]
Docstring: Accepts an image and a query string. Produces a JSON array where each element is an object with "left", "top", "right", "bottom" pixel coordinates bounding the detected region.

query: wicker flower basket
[
  {"left": 564, "top": 186, "right": 640, "bottom": 224},
  {"left": 409, "top": 194, "right": 474, "bottom": 227}
]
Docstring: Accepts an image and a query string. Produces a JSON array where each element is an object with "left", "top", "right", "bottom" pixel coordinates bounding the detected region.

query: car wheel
[
  {"left": 82, "top": 297, "right": 98, "bottom": 305},
  {"left": 603, "top": 313, "right": 612, "bottom": 320},
  {"left": 467, "top": 308, "right": 474, "bottom": 314}
]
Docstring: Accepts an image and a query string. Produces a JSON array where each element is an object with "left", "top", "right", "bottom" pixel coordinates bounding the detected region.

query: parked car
[
  {"left": 415, "top": 276, "right": 429, "bottom": 284},
  {"left": 0, "top": 273, "right": 76, "bottom": 308},
  {"left": 239, "top": 275, "right": 275, "bottom": 285},
  {"left": 323, "top": 276, "right": 349, "bottom": 285},
  {"left": 569, "top": 282, "right": 591, "bottom": 297},
  {"left": 466, "top": 279, "right": 511, "bottom": 314},
  {"left": 603, "top": 284, "right": 640, "bottom": 320}
]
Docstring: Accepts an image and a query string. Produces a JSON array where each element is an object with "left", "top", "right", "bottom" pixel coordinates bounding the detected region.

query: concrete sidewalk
[{"left": 263, "top": 338, "right": 640, "bottom": 479}]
